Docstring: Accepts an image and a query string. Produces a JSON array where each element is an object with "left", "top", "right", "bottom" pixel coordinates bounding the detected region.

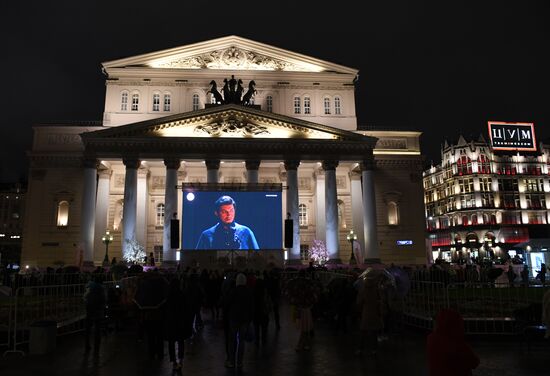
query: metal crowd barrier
[
  {"left": 402, "top": 280, "right": 550, "bottom": 334},
  {"left": 0, "top": 298, "right": 13, "bottom": 349},
  {"left": 3, "top": 283, "right": 88, "bottom": 355}
]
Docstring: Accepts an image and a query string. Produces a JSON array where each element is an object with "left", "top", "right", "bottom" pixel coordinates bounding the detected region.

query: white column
[
  {"left": 122, "top": 158, "right": 139, "bottom": 257},
  {"left": 323, "top": 160, "right": 340, "bottom": 261},
  {"left": 206, "top": 159, "right": 220, "bottom": 183},
  {"left": 314, "top": 168, "right": 326, "bottom": 242},
  {"left": 80, "top": 159, "right": 98, "bottom": 264},
  {"left": 362, "top": 158, "right": 380, "bottom": 263},
  {"left": 246, "top": 160, "right": 260, "bottom": 184},
  {"left": 164, "top": 159, "right": 180, "bottom": 262},
  {"left": 350, "top": 170, "right": 365, "bottom": 261},
  {"left": 285, "top": 160, "right": 301, "bottom": 261},
  {"left": 136, "top": 167, "right": 148, "bottom": 247},
  {"left": 94, "top": 169, "right": 111, "bottom": 263}
]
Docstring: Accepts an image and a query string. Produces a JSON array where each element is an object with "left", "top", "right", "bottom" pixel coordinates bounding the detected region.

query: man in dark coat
[
  {"left": 225, "top": 273, "right": 254, "bottom": 368},
  {"left": 83, "top": 276, "right": 106, "bottom": 351}
]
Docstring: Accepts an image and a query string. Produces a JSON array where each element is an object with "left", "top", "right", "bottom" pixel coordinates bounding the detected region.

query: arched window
[
  {"left": 156, "top": 203, "right": 165, "bottom": 226},
  {"left": 113, "top": 200, "right": 124, "bottom": 231},
  {"left": 163, "top": 94, "right": 171, "bottom": 111},
  {"left": 57, "top": 201, "right": 69, "bottom": 227},
  {"left": 334, "top": 96, "right": 342, "bottom": 115},
  {"left": 323, "top": 97, "right": 331, "bottom": 114},
  {"left": 152, "top": 93, "right": 160, "bottom": 111},
  {"left": 337, "top": 200, "right": 346, "bottom": 228},
  {"left": 471, "top": 214, "right": 478, "bottom": 225},
  {"left": 462, "top": 215, "right": 469, "bottom": 225},
  {"left": 192, "top": 94, "right": 200, "bottom": 111},
  {"left": 120, "top": 91, "right": 129, "bottom": 111},
  {"left": 298, "top": 203, "right": 308, "bottom": 226},
  {"left": 387, "top": 201, "right": 399, "bottom": 225},
  {"left": 266, "top": 95, "right": 273, "bottom": 112},
  {"left": 304, "top": 96, "right": 311, "bottom": 114},
  {"left": 294, "top": 96, "right": 301, "bottom": 114},
  {"left": 131, "top": 93, "right": 139, "bottom": 111}
]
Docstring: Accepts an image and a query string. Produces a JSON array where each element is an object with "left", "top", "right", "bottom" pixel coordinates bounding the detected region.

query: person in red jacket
[{"left": 427, "top": 309, "right": 480, "bottom": 376}]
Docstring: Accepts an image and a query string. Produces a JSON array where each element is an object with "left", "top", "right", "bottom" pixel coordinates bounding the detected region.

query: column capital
[
  {"left": 177, "top": 170, "right": 187, "bottom": 181},
  {"left": 284, "top": 159, "right": 300, "bottom": 171},
  {"left": 137, "top": 167, "right": 149, "bottom": 178},
  {"left": 205, "top": 159, "right": 220, "bottom": 170},
  {"left": 245, "top": 159, "right": 261, "bottom": 171},
  {"left": 97, "top": 168, "right": 112, "bottom": 179},
  {"left": 164, "top": 158, "right": 181, "bottom": 170},
  {"left": 349, "top": 170, "right": 362, "bottom": 180},
  {"left": 360, "top": 157, "right": 376, "bottom": 171},
  {"left": 82, "top": 157, "right": 99, "bottom": 169},
  {"left": 322, "top": 160, "right": 339, "bottom": 171},
  {"left": 122, "top": 157, "right": 141, "bottom": 169}
]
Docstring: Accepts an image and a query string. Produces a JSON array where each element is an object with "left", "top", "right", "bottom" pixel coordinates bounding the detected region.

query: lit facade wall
[{"left": 423, "top": 135, "right": 550, "bottom": 262}]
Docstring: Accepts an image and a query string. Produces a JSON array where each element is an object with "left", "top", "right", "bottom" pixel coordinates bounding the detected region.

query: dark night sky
[{"left": 2, "top": 1, "right": 549, "bottom": 182}]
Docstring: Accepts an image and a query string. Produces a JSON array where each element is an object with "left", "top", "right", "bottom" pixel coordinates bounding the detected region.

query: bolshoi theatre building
[{"left": 21, "top": 36, "right": 426, "bottom": 267}]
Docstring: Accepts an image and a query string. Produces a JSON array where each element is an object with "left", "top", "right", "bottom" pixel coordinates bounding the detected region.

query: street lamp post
[
  {"left": 102, "top": 230, "right": 113, "bottom": 267},
  {"left": 347, "top": 229, "right": 357, "bottom": 265}
]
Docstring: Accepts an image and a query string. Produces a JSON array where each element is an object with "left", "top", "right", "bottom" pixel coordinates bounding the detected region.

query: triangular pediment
[
  {"left": 83, "top": 104, "right": 370, "bottom": 142},
  {"left": 102, "top": 35, "right": 357, "bottom": 74}
]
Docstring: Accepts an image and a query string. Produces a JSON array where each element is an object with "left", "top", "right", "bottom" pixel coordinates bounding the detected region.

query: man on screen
[{"left": 196, "top": 195, "right": 259, "bottom": 250}]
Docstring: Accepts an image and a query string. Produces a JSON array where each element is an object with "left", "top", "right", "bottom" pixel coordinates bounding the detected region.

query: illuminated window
[
  {"left": 304, "top": 96, "right": 311, "bottom": 114},
  {"left": 324, "top": 97, "right": 331, "bottom": 114},
  {"left": 163, "top": 94, "right": 171, "bottom": 111},
  {"left": 57, "top": 201, "right": 69, "bottom": 227},
  {"left": 478, "top": 154, "right": 491, "bottom": 173},
  {"left": 334, "top": 96, "right": 341, "bottom": 115},
  {"left": 120, "top": 91, "right": 128, "bottom": 111},
  {"left": 156, "top": 203, "right": 165, "bottom": 226},
  {"left": 152, "top": 93, "right": 160, "bottom": 111},
  {"left": 266, "top": 95, "right": 273, "bottom": 112},
  {"left": 294, "top": 96, "right": 301, "bottom": 114},
  {"left": 457, "top": 156, "right": 472, "bottom": 175},
  {"left": 131, "top": 93, "right": 139, "bottom": 111},
  {"left": 298, "top": 203, "right": 308, "bottom": 226},
  {"left": 192, "top": 94, "right": 200, "bottom": 111},
  {"left": 387, "top": 201, "right": 399, "bottom": 225}
]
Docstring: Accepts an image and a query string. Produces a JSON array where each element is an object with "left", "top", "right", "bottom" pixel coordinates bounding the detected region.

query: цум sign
[{"left": 488, "top": 121, "right": 536, "bottom": 151}]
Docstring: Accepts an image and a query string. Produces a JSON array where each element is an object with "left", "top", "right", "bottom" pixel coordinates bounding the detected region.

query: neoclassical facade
[{"left": 22, "top": 36, "right": 426, "bottom": 267}]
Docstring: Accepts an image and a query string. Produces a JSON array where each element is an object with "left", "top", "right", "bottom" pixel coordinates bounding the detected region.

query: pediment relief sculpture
[
  {"left": 152, "top": 46, "right": 313, "bottom": 72},
  {"left": 194, "top": 119, "right": 269, "bottom": 137}
]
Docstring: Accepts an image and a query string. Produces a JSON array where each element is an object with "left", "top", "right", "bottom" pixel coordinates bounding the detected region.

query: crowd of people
[{"left": 79, "top": 265, "right": 418, "bottom": 371}]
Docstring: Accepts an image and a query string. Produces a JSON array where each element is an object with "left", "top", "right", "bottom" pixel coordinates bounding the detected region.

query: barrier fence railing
[
  {"left": 0, "top": 299, "right": 13, "bottom": 349},
  {"left": 402, "top": 280, "right": 550, "bottom": 334}
]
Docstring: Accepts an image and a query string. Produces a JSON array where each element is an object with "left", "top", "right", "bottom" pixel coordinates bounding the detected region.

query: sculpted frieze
[
  {"left": 154, "top": 46, "right": 311, "bottom": 72},
  {"left": 194, "top": 119, "right": 269, "bottom": 137}
]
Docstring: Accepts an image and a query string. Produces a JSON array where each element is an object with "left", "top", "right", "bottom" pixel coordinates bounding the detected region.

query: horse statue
[
  {"left": 234, "top": 79, "right": 244, "bottom": 104},
  {"left": 207, "top": 80, "right": 224, "bottom": 104},
  {"left": 241, "top": 80, "right": 257, "bottom": 105}
]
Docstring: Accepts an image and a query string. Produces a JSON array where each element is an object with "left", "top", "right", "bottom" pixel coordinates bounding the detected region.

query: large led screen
[{"left": 182, "top": 185, "right": 282, "bottom": 250}]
